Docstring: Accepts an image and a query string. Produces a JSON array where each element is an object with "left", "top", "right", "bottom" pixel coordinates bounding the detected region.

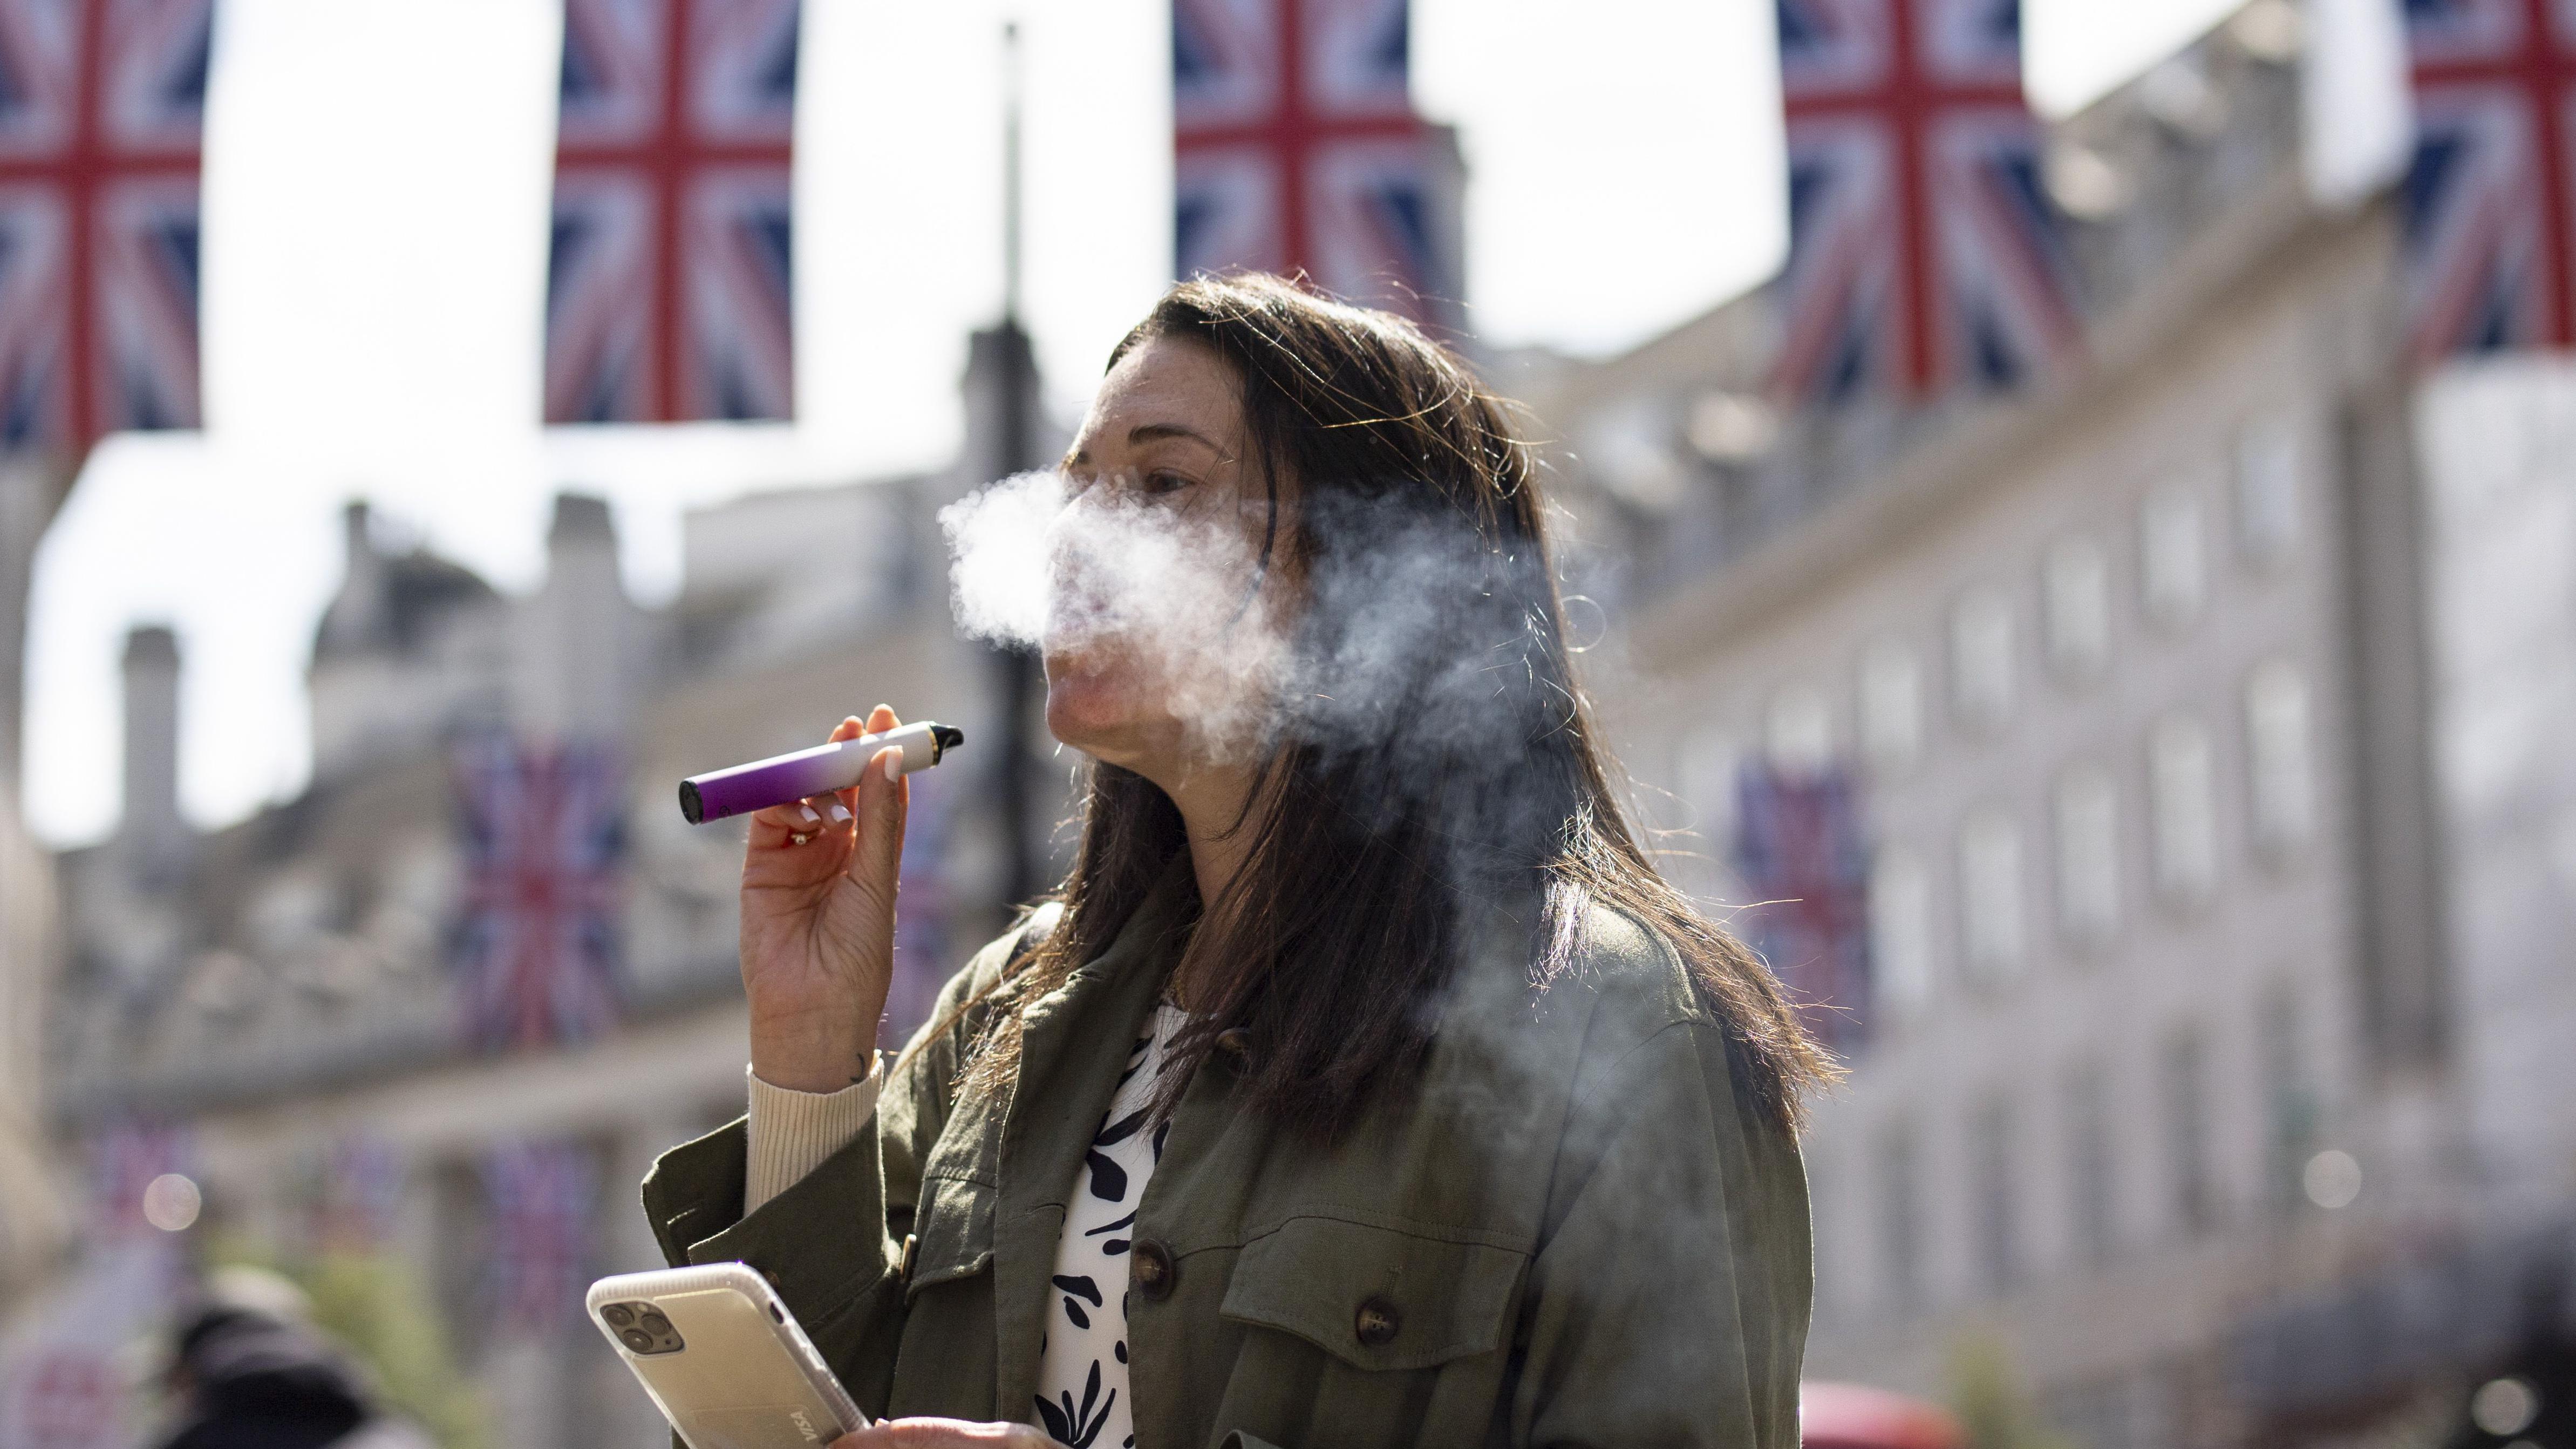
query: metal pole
[
  {"left": 991, "top": 19, "right": 1044, "bottom": 907},
  {"left": 1003, "top": 21, "right": 1024, "bottom": 326}
]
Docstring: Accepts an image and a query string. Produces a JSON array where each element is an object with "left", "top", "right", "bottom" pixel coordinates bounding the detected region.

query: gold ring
[{"left": 789, "top": 831, "right": 812, "bottom": 846}]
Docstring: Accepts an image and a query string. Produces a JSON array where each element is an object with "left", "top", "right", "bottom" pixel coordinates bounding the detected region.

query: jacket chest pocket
[
  {"left": 904, "top": 1175, "right": 997, "bottom": 1301},
  {"left": 1217, "top": 1215, "right": 1526, "bottom": 1372}
]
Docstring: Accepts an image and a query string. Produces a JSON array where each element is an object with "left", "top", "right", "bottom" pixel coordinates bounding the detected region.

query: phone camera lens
[
  {"left": 602, "top": 1304, "right": 635, "bottom": 1327},
  {"left": 619, "top": 1328, "right": 655, "bottom": 1353},
  {"left": 639, "top": 1311, "right": 673, "bottom": 1336}
]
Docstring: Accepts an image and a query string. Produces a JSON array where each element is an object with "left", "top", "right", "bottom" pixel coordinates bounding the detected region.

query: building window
[
  {"left": 2261, "top": 989, "right": 2319, "bottom": 1216},
  {"left": 1878, "top": 1121, "right": 1923, "bottom": 1313},
  {"left": 1871, "top": 846, "right": 1933, "bottom": 1017},
  {"left": 1957, "top": 806, "right": 2025, "bottom": 983},
  {"left": 1858, "top": 640, "right": 1924, "bottom": 772},
  {"left": 2149, "top": 714, "right": 2218, "bottom": 905},
  {"left": 2163, "top": 1029, "right": 2216, "bottom": 1237},
  {"left": 2244, "top": 660, "right": 2314, "bottom": 860},
  {"left": 2053, "top": 764, "right": 2121, "bottom": 948},
  {"left": 2234, "top": 413, "right": 2302, "bottom": 569},
  {"left": 1972, "top": 1097, "right": 2016, "bottom": 1296},
  {"left": 2139, "top": 484, "right": 2207, "bottom": 630},
  {"left": 1950, "top": 586, "right": 2015, "bottom": 731},
  {"left": 1766, "top": 686, "right": 1834, "bottom": 777},
  {"left": 2065, "top": 1062, "right": 2114, "bottom": 1264},
  {"left": 2042, "top": 534, "right": 2111, "bottom": 682}
]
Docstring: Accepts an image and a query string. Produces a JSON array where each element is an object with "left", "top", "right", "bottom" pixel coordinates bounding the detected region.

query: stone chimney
[
  {"left": 119, "top": 625, "right": 185, "bottom": 854},
  {"left": 343, "top": 498, "right": 374, "bottom": 576},
  {"left": 512, "top": 493, "right": 633, "bottom": 743},
  {"left": 315, "top": 501, "right": 382, "bottom": 656}
]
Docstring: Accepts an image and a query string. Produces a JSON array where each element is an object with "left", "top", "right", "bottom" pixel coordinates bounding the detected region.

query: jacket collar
[{"left": 990, "top": 853, "right": 1196, "bottom": 1418}]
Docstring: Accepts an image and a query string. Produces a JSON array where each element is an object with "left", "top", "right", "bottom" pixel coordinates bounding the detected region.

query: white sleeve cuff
[{"left": 744, "top": 1056, "right": 883, "bottom": 1213}]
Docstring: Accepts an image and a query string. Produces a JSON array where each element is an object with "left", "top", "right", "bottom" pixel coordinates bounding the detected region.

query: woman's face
[{"left": 1046, "top": 335, "right": 1290, "bottom": 785}]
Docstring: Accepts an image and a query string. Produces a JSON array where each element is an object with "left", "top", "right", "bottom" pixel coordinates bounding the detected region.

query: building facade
[
  {"left": 1534, "top": 11, "right": 2556, "bottom": 1447},
  {"left": 31, "top": 336, "right": 1071, "bottom": 1449},
  {"left": 17, "top": 9, "right": 2575, "bottom": 1446},
  {"left": 1, "top": 454, "right": 74, "bottom": 1298}
]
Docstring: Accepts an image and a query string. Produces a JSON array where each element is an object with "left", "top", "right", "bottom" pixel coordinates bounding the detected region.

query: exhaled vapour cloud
[
  {"left": 938, "top": 469, "right": 1065, "bottom": 648},
  {"left": 939, "top": 469, "right": 1288, "bottom": 762},
  {"left": 939, "top": 468, "right": 1584, "bottom": 799}
]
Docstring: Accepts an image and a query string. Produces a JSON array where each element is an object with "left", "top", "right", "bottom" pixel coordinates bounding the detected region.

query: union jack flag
[
  {"left": 0, "top": 0, "right": 209, "bottom": 464},
  {"left": 0, "top": 1123, "right": 188, "bottom": 1449},
  {"left": 1172, "top": 0, "right": 1455, "bottom": 322},
  {"left": 545, "top": 0, "right": 798, "bottom": 424},
  {"left": 480, "top": 1140, "right": 596, "bottom": 1334},
  {"left": 86, "top": 1117, "right": 190, "bottom": 1240},
  {"left": 451, "top": 734, "right": 626, "bottom": 1052},
  {"left": 1771, "top": 0, "right": 2078, "bottom": 403},
  {"left": 2, "top": 1351, "right": 124, "bottom": 1449},
  {"left": 2401, "top": 0, "right": 2576, "bottom": 361},
  {"left": 312, "top": 1134, "right": 406, "bottom": 1253},
  {"left": 1733, "top": 761, "right": 1872, "bottom": 1053}
]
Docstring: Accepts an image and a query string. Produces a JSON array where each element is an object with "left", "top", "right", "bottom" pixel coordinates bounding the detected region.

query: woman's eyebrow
[
  {"left": 1062, "top": 423, "right": 1224, "bottom": 472},
  {"left": 1128, "top": 422, "right": 1221, "bottom": 451}
]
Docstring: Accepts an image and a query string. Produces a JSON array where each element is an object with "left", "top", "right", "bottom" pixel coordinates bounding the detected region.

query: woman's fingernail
[
  {"left": 797, "top": 804, "right": 823, "bottom": 827},
  {"left": 882, "top": 751, "right": 901, "bottom": 784},
  {"left": 826, "top": 801, "right": 853, "bottom": 824}
]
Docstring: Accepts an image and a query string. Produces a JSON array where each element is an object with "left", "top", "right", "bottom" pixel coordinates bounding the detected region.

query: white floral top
[
  {"left": 1032, "top": 1001, "right": 1187, "bottom": 1448},
  {"left": 742, "top": 1002, "right": 1194, "bottom": 1448}
]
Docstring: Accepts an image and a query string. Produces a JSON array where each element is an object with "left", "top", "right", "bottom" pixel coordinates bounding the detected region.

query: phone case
[{"left": 587, "top": 1263, "right": 868, "bottom": 1449}]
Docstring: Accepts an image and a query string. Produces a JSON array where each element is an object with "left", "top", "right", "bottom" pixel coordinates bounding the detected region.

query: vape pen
[{"left": 678, "top": 722, "right": 965, "bottom": 825}]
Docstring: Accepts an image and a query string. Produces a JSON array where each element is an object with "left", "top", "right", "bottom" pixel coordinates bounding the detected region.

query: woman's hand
[
  {"left": 739, "top": 705, "right": 910, "bottom": 1093},
  {"left": 830, "top": 1420, "right": 1053, "bottom": 1448}
]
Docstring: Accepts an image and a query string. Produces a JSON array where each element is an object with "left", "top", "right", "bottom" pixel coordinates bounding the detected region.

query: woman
[{"left": 640, "top": 275, "right": 1832, "bottom": 1449}]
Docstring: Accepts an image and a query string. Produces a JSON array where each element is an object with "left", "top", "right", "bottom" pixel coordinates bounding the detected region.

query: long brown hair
[{"left": 945, "top": 274, "right": 1834, "bottom": 1138}]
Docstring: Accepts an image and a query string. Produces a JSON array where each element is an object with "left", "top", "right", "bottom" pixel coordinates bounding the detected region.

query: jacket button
[
  {"left": 1132, "top": 1240, "right": 1176, "bottom": 1302},
  {"left": 1354, "top": 1297, "right": 1400, "bottom": 1348}
]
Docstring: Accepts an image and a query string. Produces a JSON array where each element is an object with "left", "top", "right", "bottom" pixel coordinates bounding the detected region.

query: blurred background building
[
  {"left": 4, "top": 2, "right": 2574, "bottom": 1449},
  {"left": 1524, "top": 5, "right": 2576, "bottom": 1447},
  {"left": 34, "top": 338, "right": 1076, "bottom": 1449}
]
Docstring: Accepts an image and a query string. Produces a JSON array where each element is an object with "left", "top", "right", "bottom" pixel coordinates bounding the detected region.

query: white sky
[{"left": 24, "top": 0, "right": 2250, "bottom": 846}]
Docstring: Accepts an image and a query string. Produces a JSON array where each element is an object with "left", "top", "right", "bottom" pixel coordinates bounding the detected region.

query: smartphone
[{"left": 588, "top": 1263, "right": 869, "bottom": 1449}]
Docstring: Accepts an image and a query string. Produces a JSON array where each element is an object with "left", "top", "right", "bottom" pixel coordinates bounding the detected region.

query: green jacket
[{"left": 641, "top": 865, "right": 1812, "bottom": 1449}]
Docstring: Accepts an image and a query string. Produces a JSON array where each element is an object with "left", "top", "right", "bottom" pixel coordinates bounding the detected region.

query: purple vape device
[{"left": 678, "top": 722, "right": 965, "bottom": 825}]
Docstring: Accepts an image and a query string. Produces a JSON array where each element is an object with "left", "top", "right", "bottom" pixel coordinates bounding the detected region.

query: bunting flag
[
  {"left": 313, "top": 1134, "right": 407, "bottom": 1253},
  {"left": 1171, "top": 0, "right": 1453, "bottom": 321},
  {"left": 1771, "top": 0, "right": 2078, "bottom": 403},
  {"left": 0, "top": 1122, "right": 194, "bottom": 1449},
  {"left": 0, "top": 1244, "right": 175, "bottom": 1449},
  {"left": 2400, "top": 0, "right": 2576, "bottom": 362},
  {"left": 480, "top": 1141, "right": 595, "bottom": 1335},
  {"left": 86, "top": 1116, "right": 191, "bottom": 1241},
  {"left": 0, "top": 0, "right": 211, "bottom": 464},
  {"left": 544, "top": 0, "right": 798, "bottom": 424},
  {"left": 1732, "top": 761, "right": 1872, "bottom": 1053},
  {"left": 0, "top": 1344, "right": 127, "bottom": 1449},
  {"left": 450, "top": 734, "right": 626, "bottom": 1052}
]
